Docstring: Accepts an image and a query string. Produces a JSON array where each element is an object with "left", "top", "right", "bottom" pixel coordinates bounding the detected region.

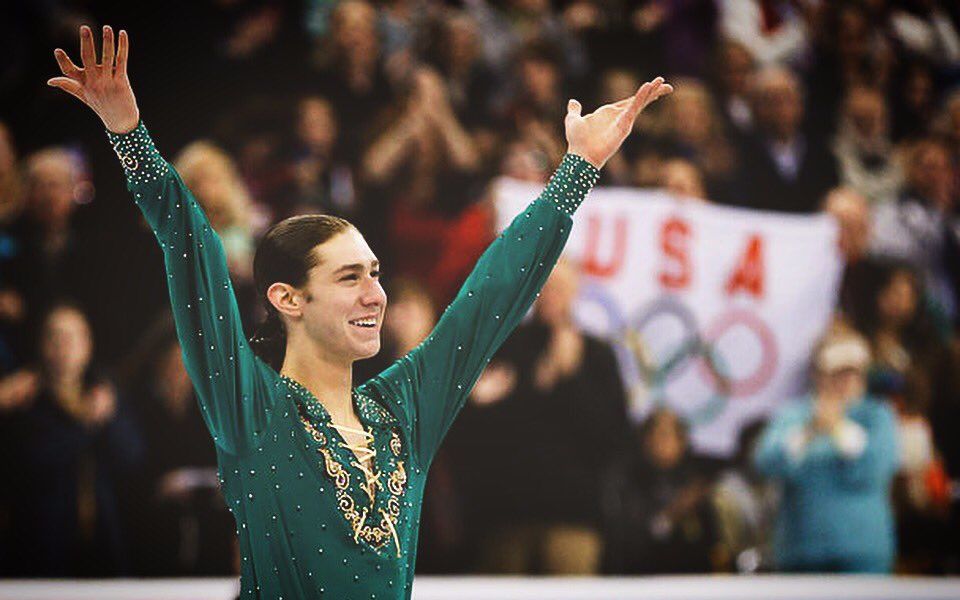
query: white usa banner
[{"left": 495, "top": 178, "right": 844, "bottom": 457}]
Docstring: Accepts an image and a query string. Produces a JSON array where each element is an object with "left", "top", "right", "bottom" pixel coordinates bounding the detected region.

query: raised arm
[
  {"left": 370, "top": 78, "right": 673, "bottom": 465},
  {"left": 48, "top": 26, "right": 278, "bottom": 455}
]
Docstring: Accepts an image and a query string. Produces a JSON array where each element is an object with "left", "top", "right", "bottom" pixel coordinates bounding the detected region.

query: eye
[
  {"left": 340, "top": 274, "right": 359, "bottom": 281},
  {"left": 371, "top": 270, "right": 381, "bottom": 278}
]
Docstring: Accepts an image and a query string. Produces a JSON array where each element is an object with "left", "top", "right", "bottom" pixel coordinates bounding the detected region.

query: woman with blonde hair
[
  {"left": 174, "top": 140, "right": 259, "bottom": 283},
  {"left": 635, "top": 77, "right": 736, "bottom": 192}
]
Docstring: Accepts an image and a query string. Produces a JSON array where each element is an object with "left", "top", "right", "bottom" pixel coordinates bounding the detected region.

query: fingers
[
  {"left": 47, "top": 77, "right": 85, "bottom": 101},
  {"left": 652, "top": 82, "right": 674, "bottom": 103},
  {"left": 615, "top": 81, "right": 650, "bottom": 130},
  {"left": 567, "top": 98, "right": 582, "bottom": 118},
  {"left": 116, "top": 30, "right": 129, "bottom": 78},
  {"left": 102, "top": 25, "right": 115, "bottom": 70},
  {"left": 53, "top": 48, "right": 81, "bottom": 77},
  {"left": 637, "top": 76, "right": 664, "bottom": 111},
  {"left": 612, "top": 76, "right": 671, "bottom": 132},
  {"left": 641, "top": 77, "right": 672, "bottom": 110},
  {"left": 79, "top": 25, "right": 97, "bottom": 68}
]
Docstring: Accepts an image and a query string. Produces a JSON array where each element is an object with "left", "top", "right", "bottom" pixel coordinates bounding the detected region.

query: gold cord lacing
[{"left": 332, "top": 423, "right": 403, "bottom": 557}]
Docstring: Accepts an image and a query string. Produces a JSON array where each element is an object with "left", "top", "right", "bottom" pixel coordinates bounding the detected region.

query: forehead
[
  {"left": 46, "top": 308, "right": 87, "bottom": 331},
  {"left": 312, "top": 228, "right": 378, "bottom": 271}
]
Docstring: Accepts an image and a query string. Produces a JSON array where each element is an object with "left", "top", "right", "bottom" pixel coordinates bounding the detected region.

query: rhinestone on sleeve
[
  {"left": 542, "top": 152, "right": 600, "bottom": 216},
  {"left": 105, "top": 120, "right": 169, "bottom": 184}
]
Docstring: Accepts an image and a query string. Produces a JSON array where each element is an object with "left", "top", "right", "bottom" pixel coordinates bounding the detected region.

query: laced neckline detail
[{"left": 278, "top": 374, "right": 405, "bottom": 558}]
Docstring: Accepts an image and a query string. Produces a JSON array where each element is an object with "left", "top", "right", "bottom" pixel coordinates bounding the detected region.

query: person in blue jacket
[{"left": 754, "top": 327, "right": 900, "bottom": 573}]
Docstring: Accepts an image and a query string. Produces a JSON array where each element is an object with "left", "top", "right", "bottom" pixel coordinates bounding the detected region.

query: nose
[{"left": 360, "top": 277, "right": 387, "bottom": 308}]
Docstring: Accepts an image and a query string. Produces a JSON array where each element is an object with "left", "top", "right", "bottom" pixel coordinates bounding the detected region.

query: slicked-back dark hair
[{"left": 249, "top": 214, "right": 354, "bottom": 370}]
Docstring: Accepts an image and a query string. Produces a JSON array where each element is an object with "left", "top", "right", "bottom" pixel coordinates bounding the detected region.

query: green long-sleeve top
[{"left": 107, "top": 122, "right": 599, "bottom": 599}]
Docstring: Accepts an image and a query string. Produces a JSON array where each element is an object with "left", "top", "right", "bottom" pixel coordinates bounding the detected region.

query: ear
[{"left": 266, "top": 282, "right": 304, "bottom": 320}]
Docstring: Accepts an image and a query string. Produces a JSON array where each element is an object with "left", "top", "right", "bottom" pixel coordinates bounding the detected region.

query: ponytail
[{"left": 249, "top": 308, "right": 287, "bottom": 371}]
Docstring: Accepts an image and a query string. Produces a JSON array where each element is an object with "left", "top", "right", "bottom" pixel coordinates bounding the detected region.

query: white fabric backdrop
[{"left": 495, "top": 179, "right": 844, "bottom": 456}]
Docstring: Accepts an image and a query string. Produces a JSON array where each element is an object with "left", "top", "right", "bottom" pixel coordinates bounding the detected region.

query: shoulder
[
  {"left": 856, "top": 396, "right": 897, "bottom": 424},
  {"left": 584, "top": 332, "right": 619, "bottom": 359},
  {"left": 770, "top": 396, "right": 813, "bottom": 424}
]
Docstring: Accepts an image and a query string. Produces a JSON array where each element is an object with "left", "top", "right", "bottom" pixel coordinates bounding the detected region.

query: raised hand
[
  {"left": 48, "top": 25, "right": 140, "bottom": 134},
  {"left": 565, "top": 76, "right": 673, "bottom": 170}
]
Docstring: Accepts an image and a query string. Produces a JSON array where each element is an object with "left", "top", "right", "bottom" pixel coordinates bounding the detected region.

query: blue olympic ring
[{"left": 574, "top": 282, "right": 779, "bottom": 426}]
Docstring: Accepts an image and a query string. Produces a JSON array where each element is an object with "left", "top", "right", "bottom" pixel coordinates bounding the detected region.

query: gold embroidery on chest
[
  {"left": 297, "top": 409, "right": 407, "bottom": 557},
  {"left": 388, "top": 461, "right": 407, "bottom": 496}
]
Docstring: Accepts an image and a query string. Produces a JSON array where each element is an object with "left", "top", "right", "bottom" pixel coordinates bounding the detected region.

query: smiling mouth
[{"left": 348, "top": 317, "right": 378, "bottom": 328}]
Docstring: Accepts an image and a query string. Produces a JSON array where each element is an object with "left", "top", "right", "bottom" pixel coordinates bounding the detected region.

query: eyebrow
[{"left": 333, "top": 260, "right": 379, "bottom": 274}]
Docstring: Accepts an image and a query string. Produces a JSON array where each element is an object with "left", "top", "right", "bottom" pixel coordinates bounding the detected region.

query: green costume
[{"left": 107, "top": 121, "right": 600, "bottom": 599}]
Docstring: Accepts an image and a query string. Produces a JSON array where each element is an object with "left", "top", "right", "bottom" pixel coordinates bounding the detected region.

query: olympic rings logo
[{"left": 576, "top": 284, "right": 779, "bottom": 426}]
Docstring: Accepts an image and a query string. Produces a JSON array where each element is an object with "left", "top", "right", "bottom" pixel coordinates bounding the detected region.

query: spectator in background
[
  {"left": 892, "top": 60, "right": 937, "bottom": 142},
  {"left": 378, "top": 0, "right": 428, "bottom": 60},
  {"left": 855, "top": 263, "right": 960, "bottom": 498},
  {"left": 285, "top": 95, "right": 357, "bottom": 220},
  {"left": 823, "top": 187, "right": 876, "bottom": 326},
  {"left": 0, "top": 147, "right": 95, "bottom": 362},
  {"left": 604, "top": 407, "right": 718, "bottom": 574},
  {"left": 712, "top": 420, "right": 777, "bottom": 573},
  {"left": 0, "top": 122, "right": 24, "bottom": 373},
  {"left": 733, "top": 66, "right": 839, "bottom": 212},
  {"left": 871, "top": 138, "right": 960, "bottom": 324},
  {"left": 126, "top": 335, "right": 233, "bottom": 575},
  {"left": 755, "top": 327, "right": 899, "bottom": 573},
  {"left": 888, "top": 0, "right": 960, "bottom": 68},
  {"left": 935, "top": 88, "right": 960, "bottom": 167},
  {"left": 0, "top": 121, "right": 22, "bottom": 223},
  {"left": 648, "top": 78, "right": 738, "bottom": 198},
  {"left": 806, "top": 2, "right": 893, "bottom": 135},
  {"left": 464, "top": 0, "right": 588, "bottom": 90},
  {"left": 448, "top": 258, "right": 631, "bottom": 574},
  {"left": 500, "top": 137, "right": 553, "bottom": 183},
  {"left": 499, "top": 40, "right": 570, "bottom": 144},
  {"left": 425, "top": 11, "right": 500, "bottom": 131},
  {"left": 711, "top": 39, "right": 757, "bottom": 137},
  {"left": 362, "top": 66, "right": 487, "bottom": 301},
  {"left": 851, "top": 262, "right": 957, "bottom": 572},
  {"left": 624, "top": 0, "right": 718, "bottom": 78},
  {"left": 833, "top": 86, "right": 904, "bottom": 206},
  {"left": 718, "top": 0, "right": 811, "bottom": 68},
  {"left": 174, "top": 141, "right": 260, "bottom": 327},
  {"left": 311, "top": 0, "right": 397, "bottom": 169},
  {"left": 2, "top": 302, "right": 142, "bottom": 576},
  {"left": 660, "top": 158, "right": 708, "bottom": 201},
  {"left": 861, "top": 263, "right": 950, "bottom": 410}
]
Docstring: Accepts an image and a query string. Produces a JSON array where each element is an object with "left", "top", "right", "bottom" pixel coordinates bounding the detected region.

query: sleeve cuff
[
  {"left": 106, "top": 120, "right": 169, "bottom": 185},
  {"left": 542, "top": 153, "right": 600, "bottom": 216}
]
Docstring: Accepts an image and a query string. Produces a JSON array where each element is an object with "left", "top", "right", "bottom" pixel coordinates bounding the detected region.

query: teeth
[{"left": 349, "top": 318, "right": 377, "bottom": 328}]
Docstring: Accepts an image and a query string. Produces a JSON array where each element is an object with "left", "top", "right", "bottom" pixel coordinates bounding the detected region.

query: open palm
[
  {"left": 565, "top": 76, "right": 673, "bottom": 170},
  {"left": 48, "top": 25, "right": 140, "bottom": 134}
]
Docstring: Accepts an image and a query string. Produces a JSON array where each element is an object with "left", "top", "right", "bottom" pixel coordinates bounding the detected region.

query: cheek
[{"left": 304, "top": 293, "right": 346, "bottom": 329}]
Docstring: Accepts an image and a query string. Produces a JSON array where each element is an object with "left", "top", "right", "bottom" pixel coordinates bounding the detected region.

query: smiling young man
[{"left": 47, "top": 24, "right": 671, "bottom": 598}]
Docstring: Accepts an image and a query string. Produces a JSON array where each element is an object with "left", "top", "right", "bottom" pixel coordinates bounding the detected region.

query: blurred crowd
[{"left": 2, "top": 0, "right": 960, "bottom": 579}]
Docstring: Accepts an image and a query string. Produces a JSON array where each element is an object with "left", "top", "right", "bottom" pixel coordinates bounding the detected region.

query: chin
[{"left": 355, "top": 340, "right": 382, "bottom": 360}]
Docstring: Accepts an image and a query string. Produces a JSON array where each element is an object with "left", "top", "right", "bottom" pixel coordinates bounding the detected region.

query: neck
[
  {"left": 280, "top": 334, "right": 354, "bottom": 420},
  {"left": 48, "top": 369, "right": 82, "bottom": 390}
]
